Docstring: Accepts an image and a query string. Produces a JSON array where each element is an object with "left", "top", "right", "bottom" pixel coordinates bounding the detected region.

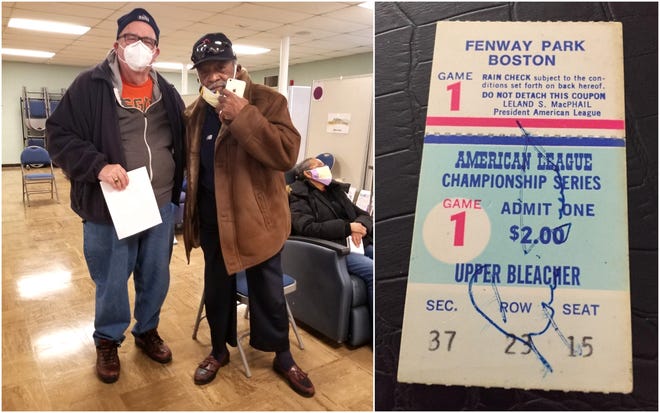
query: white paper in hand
[
  {"left": 347, "top": 236, "right": 365, "bottom": 255},
  {"left": 100, "top": 166, "right": 162, "bottom": 240}
]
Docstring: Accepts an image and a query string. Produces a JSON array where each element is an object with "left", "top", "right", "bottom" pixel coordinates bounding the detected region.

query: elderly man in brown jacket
[{"left": 182, "top": 33, "right": 314, "bottom": 397}]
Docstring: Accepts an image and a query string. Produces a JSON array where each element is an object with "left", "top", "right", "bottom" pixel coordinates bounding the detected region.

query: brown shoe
[
  {"left": 194, "top": 352, "right": 230, "bottom": 385},
  {"left": 272, "top": 358, "right": 315, "bottom": 397},
  {"left": 135, "top": 328, "right": 172, "bottom": 363},
  {"left": 96, "top": 339, "right": 120, "bottom": 383}
]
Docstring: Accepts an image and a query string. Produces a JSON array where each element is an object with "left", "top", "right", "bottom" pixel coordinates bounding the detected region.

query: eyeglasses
[
  {"left": 118, "top": 33, "right": 158, "bottom": 49},
  {"left": 191, "top": 40, "right": 232, "bottom": 64}
]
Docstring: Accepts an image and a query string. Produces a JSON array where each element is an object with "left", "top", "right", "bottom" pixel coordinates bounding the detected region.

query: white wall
[
  {"left": 305, "top": 75, "right": 373, "bottom": 190},
  {"left": 1, "top": 61, "right": 188, "bottom": 165},
  {"left": 2, "top": 52, "right": 372, "bottom": 164},
  {"left": 251, "top": 52, "right": 372, "bottom": 87}
]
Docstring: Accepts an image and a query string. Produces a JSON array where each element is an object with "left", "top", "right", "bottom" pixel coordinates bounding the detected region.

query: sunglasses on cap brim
[{"left": 191, "top": 40, "right": 233, "bottom": 64}]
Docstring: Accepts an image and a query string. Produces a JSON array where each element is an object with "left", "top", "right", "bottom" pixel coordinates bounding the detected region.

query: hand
[
  {"left": 217, "top": 88, "right": 248, "bottom": 122},
  {"left": 350, "top": 222, "right": 367, "bottom": 236},
  {"left": 351, "top": 233, "right": 363, "bottom": 247},
  {"left": 98, "top": 164, "right": 128, "bottom": 190}
]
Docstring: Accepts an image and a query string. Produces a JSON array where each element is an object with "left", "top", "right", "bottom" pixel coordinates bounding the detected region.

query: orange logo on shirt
[
  {"left": 122, "top": 96, "right": 152, "bottom": 111},
  {"left": 122, "top": 77, "right": 153, "bottom": 111}
]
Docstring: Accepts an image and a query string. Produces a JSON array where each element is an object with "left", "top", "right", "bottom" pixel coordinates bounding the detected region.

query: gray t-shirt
[{"left": 117, "top": 98, "right": 175, "bottom": 208}]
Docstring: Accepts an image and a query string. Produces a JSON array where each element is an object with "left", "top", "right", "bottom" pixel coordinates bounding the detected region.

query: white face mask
[
  {"left": 200, "top": 86, "right": 220, "bottom": 106},
  {"left": 120, "top": 41, "right": 154, "bottom": 72},
  {"left": 197, "top": 62, "right": 238, "bottom": 106}
]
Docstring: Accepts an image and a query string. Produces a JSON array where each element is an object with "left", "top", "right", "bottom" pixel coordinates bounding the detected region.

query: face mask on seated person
[{"left": 309, "top": 165, "right": 332, "bottom": 186}]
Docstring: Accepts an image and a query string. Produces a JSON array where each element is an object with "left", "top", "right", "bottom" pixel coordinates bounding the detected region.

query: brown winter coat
[{"left": 183, "top": 67, "right": 300, "bottom": 274}]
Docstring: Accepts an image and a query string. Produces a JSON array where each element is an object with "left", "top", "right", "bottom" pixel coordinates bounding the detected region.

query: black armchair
[{"left": 281, "top": 235, "right": 371, "bottom": 347}]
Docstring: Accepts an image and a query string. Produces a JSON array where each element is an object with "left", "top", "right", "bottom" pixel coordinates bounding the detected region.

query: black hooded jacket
[
  {"left": 288, "top": 179, "right": 372, "bottom": 248},
  {"left": 46, "top": 56, "right": 185, "bottom": 224}
]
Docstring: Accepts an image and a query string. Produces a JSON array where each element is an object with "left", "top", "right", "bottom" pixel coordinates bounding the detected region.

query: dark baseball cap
[
  {"left": 191, "top": 33, "right": 237, "bottom": 69},
  {"left": 117, "top": 8, "right": 160, "bottom": 43}
]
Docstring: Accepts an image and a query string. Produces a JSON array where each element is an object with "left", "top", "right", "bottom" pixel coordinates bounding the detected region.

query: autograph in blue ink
[
  {"left": 515, "top": 120, "right": 573, "bottom": 255},
  {"left": 467, "top": 122, "right": 579, "bottom": 375},
  {"left": 469, "top": 273, "right": 557, "bottom": 374}
]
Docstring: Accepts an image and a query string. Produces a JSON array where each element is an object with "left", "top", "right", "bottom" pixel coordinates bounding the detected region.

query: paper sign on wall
[{"left": 327, "top": 113, "right": 351, "bottom": 134}]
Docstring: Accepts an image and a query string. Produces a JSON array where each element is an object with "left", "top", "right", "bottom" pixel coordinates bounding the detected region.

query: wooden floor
[{"left": 2, "top": 166, "right": 373, "bottom": 411}]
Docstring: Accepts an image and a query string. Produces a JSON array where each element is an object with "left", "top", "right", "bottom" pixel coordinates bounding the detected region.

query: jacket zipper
[{"left": 113, "top": 87, "right": 162, "bottom": 181}]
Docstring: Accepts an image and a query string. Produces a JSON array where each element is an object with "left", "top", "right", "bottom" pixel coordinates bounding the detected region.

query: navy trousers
[{"left": 198, "top": 189, "right": 290, "bottom": 353}]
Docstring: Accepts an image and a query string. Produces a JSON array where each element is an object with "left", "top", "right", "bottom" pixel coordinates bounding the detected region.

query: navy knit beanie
[{"left": 117, "top": 8, "right": 160, "bottom": 43}]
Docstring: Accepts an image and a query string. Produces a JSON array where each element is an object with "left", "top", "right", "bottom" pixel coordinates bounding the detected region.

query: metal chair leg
[
  {"left": 236, "top": 331, "right": 252, "bottom": 378},
  {"left": 286, "top": 300, "right": 304, "bottom": 350},
  {"left": 192, "top": 293, "right": 205, "bottom": 340},
  {"left": 52, "top": 172, "right": 59, "bottom": 202}
]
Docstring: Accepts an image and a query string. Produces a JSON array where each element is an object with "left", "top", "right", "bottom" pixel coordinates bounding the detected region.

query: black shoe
[{"left": 272, "top": 357, "right": 315, "bottom": 397}]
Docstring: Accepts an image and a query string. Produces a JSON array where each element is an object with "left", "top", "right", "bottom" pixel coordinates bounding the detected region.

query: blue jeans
[
  {"left": 84, "top": 203, "right": 175, "bottom": 345},
  {"left": 346, "top": 244, "right": 373, "bottom": 315}
]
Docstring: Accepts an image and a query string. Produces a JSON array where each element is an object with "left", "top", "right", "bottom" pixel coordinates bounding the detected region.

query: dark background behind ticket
[{"left": 374, "top": 2, "right": 657, "bottom": 410}]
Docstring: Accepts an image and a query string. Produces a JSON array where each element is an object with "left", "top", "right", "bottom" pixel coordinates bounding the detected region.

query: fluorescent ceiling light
[
  {"left": 9, "top": 17, "right": 90, "bottom": 35},
  {"left": 233, "top": 45, "right": 270, "bottom": 55},
  {"left": 358, "top": 2, "right": 374, "bottom": 10},
  {"left": 1, "top": 48, "right": 54, "bottom": 58},
  {"left": 153, "top": 62, "right": 194, "bottom": 71},
  {"left": 153, "top": 62, "right": 184, "bottom": 70}
]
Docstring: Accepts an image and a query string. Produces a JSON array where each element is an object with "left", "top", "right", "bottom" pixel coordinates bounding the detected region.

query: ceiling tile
[{"left": 1, "top": 1, "right": 372, "bottom": 72}]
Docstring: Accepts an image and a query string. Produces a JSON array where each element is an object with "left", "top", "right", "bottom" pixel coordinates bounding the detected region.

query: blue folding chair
[
  {"left": 49, "top": 99, "right": 61, "bottom": 116},
  {"left": 20, "top": 146, "right": 59, "bottom": 206},
  {"left": 24, "top": 99, "right": 48, "bottom": 132},
  {"left": 26, "top": 138, "right": 46, "bottom": 148}
]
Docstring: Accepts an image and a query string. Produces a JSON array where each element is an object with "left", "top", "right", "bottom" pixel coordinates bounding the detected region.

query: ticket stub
[
  {"left": 397, "top": 21, "right": 632, "bottom": 393},
  {"left": 425, "top": 21, "right": 625, "bottom": 137}
]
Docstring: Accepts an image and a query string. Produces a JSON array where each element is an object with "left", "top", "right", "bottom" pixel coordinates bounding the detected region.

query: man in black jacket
[
  {"left": 46, "top": 8, "right": 185, "bottom": 384},
  {"left": 288, "top": 157, "right": 373, "bottom": 315}
]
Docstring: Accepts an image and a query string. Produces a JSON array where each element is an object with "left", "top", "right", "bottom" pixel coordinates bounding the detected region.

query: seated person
[{"left": 288, "top": 157, "right": 373, "bottom": 315}]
